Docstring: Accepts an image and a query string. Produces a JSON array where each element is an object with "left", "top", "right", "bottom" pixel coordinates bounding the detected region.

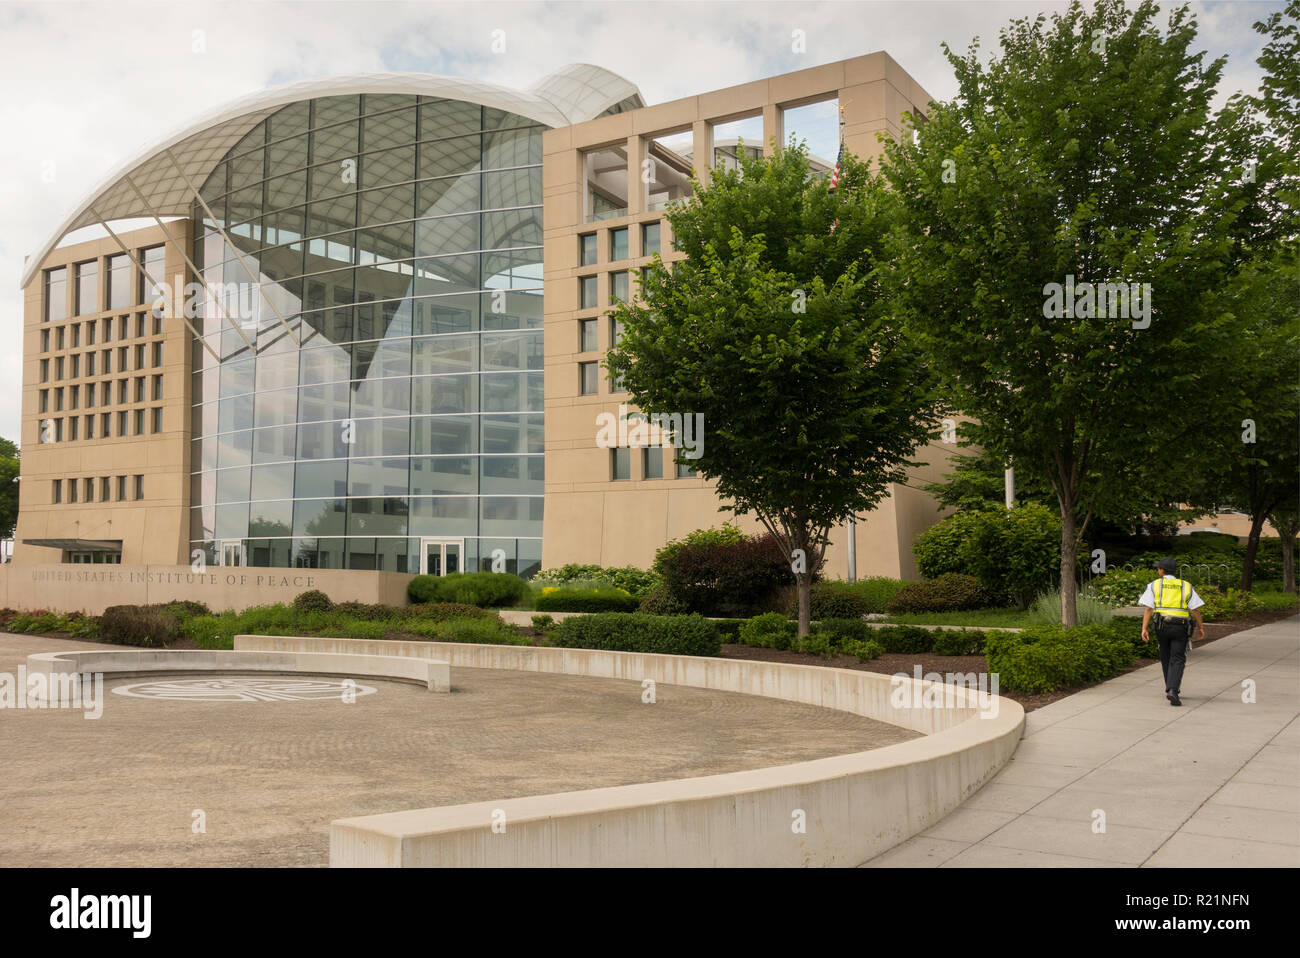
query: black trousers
[{"left": 1155, "top": 617, "right": 1190, "bottom": 694}]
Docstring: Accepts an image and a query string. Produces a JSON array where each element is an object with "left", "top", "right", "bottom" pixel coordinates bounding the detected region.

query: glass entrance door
[
  {"left": 420, "top": 537, "right": 464, "bottom": 576},
  {"left": 220, "top": 540, "right": 245, "bottom": 567}
]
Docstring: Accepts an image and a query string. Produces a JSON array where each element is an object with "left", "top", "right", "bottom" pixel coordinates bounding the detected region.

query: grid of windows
[{"left": 186, "top": 94, "right": 547, "bottom": 573}]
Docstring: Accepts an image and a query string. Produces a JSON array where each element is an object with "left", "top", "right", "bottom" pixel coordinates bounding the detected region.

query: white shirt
[{"left": 1137, "top": 575, "right": 1205, "bottom": 611}]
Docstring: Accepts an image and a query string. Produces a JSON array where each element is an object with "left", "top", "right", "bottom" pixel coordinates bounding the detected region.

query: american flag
[{"left": 828, "top": 137, "right": 845, "bottom": 193}]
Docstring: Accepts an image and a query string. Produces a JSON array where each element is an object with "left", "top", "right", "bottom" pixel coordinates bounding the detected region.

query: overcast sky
[{"left": 0, "top": 0, "right": 1280, "bottom": 443}]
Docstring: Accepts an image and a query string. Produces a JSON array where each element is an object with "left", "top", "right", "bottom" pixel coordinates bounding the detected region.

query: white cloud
[{"left": 0, "top": 0, "right": 1276, "bottom": 443}]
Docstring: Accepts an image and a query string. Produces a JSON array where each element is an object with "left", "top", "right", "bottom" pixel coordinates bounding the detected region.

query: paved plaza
[
  {"left": 866, "top": 616, "right": 1300, "bottom": 867},
  {"left": 0, "top": 634, "right": 917, "bottom": 867}
]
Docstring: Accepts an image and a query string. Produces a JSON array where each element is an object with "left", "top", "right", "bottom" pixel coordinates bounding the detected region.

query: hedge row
[
  {"left": 552, "top": 613, "right": 721, "bottom": 656},
  {"left": 407, "top": 572, "right": 530, "bottom": 607},
  {"left": 534, "top": 587, "right": 639, "bottom": 613},
  {"left": 985, "top": 624, "right": 1138, "bottom": 693}
]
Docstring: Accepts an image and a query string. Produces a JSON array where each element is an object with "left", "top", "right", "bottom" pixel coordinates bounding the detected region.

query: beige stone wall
[
  {"left": 0, "top": 563, "right": 414, "bottom": 615},
  {"left": 539, "top": 52, "right": 967, "bottom": 577},
  {"left": 15, "top": 221, "right": 192, "bottom": 567}
]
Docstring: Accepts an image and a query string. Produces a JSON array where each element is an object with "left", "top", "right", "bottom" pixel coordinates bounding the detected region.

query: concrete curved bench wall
[
  {"left": 235, "top": 634, "right": 1024, "bottom": 867},
  {"left": 24, "top": 648, "right": 450, "bottom": 695}
]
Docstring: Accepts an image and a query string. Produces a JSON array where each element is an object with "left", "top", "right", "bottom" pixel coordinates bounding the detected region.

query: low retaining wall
[
  {"left": 236, "top": 634, "right": 1024, "bottom": 867},
  {"left": 25, "top": 648, "right": 450, "bottom": 696}
]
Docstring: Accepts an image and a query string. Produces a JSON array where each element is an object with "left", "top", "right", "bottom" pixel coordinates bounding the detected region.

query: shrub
[
  {"left": 713, "top": 618, "right": 746, "bottom": 640},
  {"left": 841, "top": 638, "right": 885, "bottom": 661},
  {"left": 160, "top": 600, "right": 211, "bottom": 620},
  {"left": 406, "top": 602, "right": 491, "bottom": 622},
  {"left": 99, "top": 604, "right": 182, "bottom": 648},
  {"left": 1251, "top": 590, "right": 1300, "bottom": 612},
  {"left": 797, "top": 631, "right": 837, "bottom": 658},
  {"left": 553, "top": 613, "right": 721, "bottom": 657},
  {"left": 7, "top": 611, "right": 63, "bottom": 634},
  {"left": 331, "top": 601, "right": 401, "bottom": 621},
  {"left": 532, "top": 564, "right": 661, "bottom": 600},
  {"left": 1199, "top": 587, "right": 1258, "bottom": 622},
  {"left": 531, "top": 613, "right": 555, "bottom": 630},
  {"left": 885, "top": 573, "right": 988, "bottom": 614},
  {"left": 848, "top": 577, "right": 908, "bottom": 613},
  {"left": 433, "top": 618, "right": 532, "bottom": 646},
  {"left": 931, "top": 628, "right": 986, "bottom": 656},
  {"left": 638, "top": 586, "right": 691, "bottom": 616},
  {"left": 0, "top": 608, "right": 17, "bottom": 630},
  {"left": 812, "top": 617, "right": 874, "bottom": 644},
  {"left": 914, "top": 505, "right": 1062, "bottom": 606},
  {"left": 1083, "top": 568, "right": 1155, "bottom": 608},
  {"left": 1028, "top": 589, "right": 1114, "bottom": 626},
  {"left": 655, "top": 528, "right": 793, "bottom": 617},
  {"left": 984, "top": 625, "right": 1136, "bottom": 693},
  {"left": 873, "top": 624, "right": 936, "bottom": 655},
  {"left": 291, "top": 590, "right": 334, "bottom": 614},
  {"left": 738, "top": 612, "right": 797, "bottom": 650},
  {"left": 534, "top": 587, "right": 640, "bottom": 613},
  {"left": 183, "top": 614, "right": 234, "bottom": 649},
  {"left": 651, "top": 523, "right": 747, "bottom": 577},
  {"left": 802, "top": 582, "right": 872, "bottom": 620},
  {"left": 408, "top": 572, "right": 530, "bottom": 608}
]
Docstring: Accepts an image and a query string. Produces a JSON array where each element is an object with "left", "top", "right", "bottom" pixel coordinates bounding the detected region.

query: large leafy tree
[
  {"left": 0, "top": 438, "right": 18, "bottom": 543},
  {"left": 880, "top": 0, "right": 1247, "bottom": 624},
  {"left": 607, "top": 143, "right": 945, "bottom": 635}
]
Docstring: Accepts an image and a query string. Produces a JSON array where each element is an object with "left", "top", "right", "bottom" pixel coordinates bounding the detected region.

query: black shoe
[{"left": 1167, "top": 692, "right": 1182, "bottom": 706}]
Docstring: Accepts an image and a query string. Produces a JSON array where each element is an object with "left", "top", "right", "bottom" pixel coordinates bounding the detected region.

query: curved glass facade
[{"left": 189, "top": 94, "right": 544, "bottom": 574}]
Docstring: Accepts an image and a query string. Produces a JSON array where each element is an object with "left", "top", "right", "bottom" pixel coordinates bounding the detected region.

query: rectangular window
[
  {"left": 38, "top": 390, "right": 48, "bottom": 413},
  {"left": 118, "top": 379, "right": 128, "bottom": 403},
  {"left": 75, "top": 262, "right": 99, "bottom": 315},
  {"left": 152, "top": 313, "right": 164, "bottom": 336},
  {"left": 45, "top": 267, "right": 67, "bottom": 322},
  {"left": 579, "top": 361, "right": 598, "bottom": 396},
  {"left": 108, "top": 254, "right": 131, "bottom": 309},
  {"left": 85, "top": 415, "right": 94, "bottom": 440},
  {"left": 55, "top": 356, "right": 64, "bottom": 380},
  {"left": 610, "top": 447, "right": 630, "bottom": 481},
  {"left": 86, "top": 321, "right": 96, "bottom": 345},
  {"left": 117, "top": 410, "right": 127, "bottom": 437},
  {"left": 676, "top": 459, "right": 699, "bottom": 478},
  {"left": 135, "top": 377, "right": 145, "bottom": 403},
  {"left": 85, "top": 352, "right": 95, "bottom": 377},
  {"left": 54, "top": 387, "right": 64, "bottom": 412},
  {"left": 117, "top": 316, "right": 128, "bottom": 341},
  {"left": 610, "top": 316, "right": 625, "bottom": 346},
  {"left": 579, "top": 233, "right": 598, "bottom": 266},
  {"left": 642, "top": 446, "right": 663, "bottom": 479},
  {"left": 69, "top": 385, "right": 79, "bottom": 410},
  {"left": 69, "top": 417, "right": 78, "bottom": 441},
  {"left": 152, "top": 374, "right": 163, "bottom": 400},
  {"left": 134, "top": 475, "right": 144, "bottom": 500},
  {"left": 56, "top": 326, "right": 65, "bottom": 350},
  {"left": 610, "top": 227, "right": 629, "bottom": 261},
  {"left": 67, "top": 477, "right": 78, "bottom": 503},
  {"left": 116, "top": 475, "right": 126, "bottom": 501},
  {"left": 642, "top": 222, "right": 661, "bottom": 256},
  {"left": 101, "top": 413, "right": 111, "bottom": 437},
  {"left": 151, "top": 407, "right": 162, "bottom": 433},
  {"left": 100, "top": 476, "right": 110, "bottom": 501},
  {"left": 82, "top": 477, "right": 93, "bottom": 502},
  {"left": 579, "top": 319, "right": 598, "bottom": 352},
  {"left": 152, "top": 341, "right": 163, "bottom": 367},
  {"left": 54, "top": 419, "right": 63, "bottom": 442},
  {"left": 610, "top": 271, "right": 629, "bottom": 303},
  {"left": 579, "top": 275, "right": 598, "bottom": 310},
  {"left": 139, "top": 246, "right": 166, "bottom": 306},
  {"left": 135, "top": 344, "right": 145, "bottom": 370},
  {"left": 71, "top": 323, "right": 81, "bottom": 348},
  {"left": 52, "top": 479, "right": 62, "bottom": 504},
  {"left": 101, "top": 382, "right": 111, "bottom": 405},
  {"left": 134, "top": 408, "right": 145, "bottom": 435},
  {"left": 40, "top": 329, "right": 49, "bottom": 352},
  {"left": 102, "top": 349, "right": 112, "bottom": 374},
  {"left": 70, "top": 354, "right": 79, "bottom": 378},
  {"left": 101, "top": 317, "right": 111, "bottom": 342},
  {"left": 118, "top": 346, "right": 128, "bottom": 371},
  {"left": 40, "top": 359, "right": 49, "bottom": 383}
]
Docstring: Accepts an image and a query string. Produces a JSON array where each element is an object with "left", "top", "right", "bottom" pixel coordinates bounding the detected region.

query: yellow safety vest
[{"left": 1152, "top": 576, "right": 1192, "bottom": 618}]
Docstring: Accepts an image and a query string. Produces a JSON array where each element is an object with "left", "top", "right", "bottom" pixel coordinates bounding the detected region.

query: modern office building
[{"left": 15, "top": 53, "right": 962, "bottom": 583}]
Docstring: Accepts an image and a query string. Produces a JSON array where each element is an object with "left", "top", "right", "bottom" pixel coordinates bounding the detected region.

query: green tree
[
  {"left": 0, "top": 438, "right": 18, "bottom": 543},
  {"left": 880, "top": 0, "right": 1246, "bottom": 624},
  {"left": 924, "top": 446, "right": 1056, "bottom": 513},
  {"left": 607, "top": 142, "right": 945, "bottom": 636}
]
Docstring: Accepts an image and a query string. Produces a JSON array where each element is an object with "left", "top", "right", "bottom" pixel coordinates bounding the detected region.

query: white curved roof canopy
[{"left": 22, "top": 64, "right": 642, "bottom": 289}]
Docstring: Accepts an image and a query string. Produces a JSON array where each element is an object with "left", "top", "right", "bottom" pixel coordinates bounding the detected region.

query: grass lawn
[{"left": 879, "top": 607, "right": 1035, "bottom": 628}]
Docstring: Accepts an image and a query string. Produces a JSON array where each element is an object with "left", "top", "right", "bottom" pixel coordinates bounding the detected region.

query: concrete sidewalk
[{"left": 864, "top": 615, "right": 1300, "bottom": 867}]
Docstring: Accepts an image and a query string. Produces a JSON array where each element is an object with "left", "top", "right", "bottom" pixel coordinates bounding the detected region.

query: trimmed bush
[
  {"left": 531, "top": 613, "right": 555, "bottom": 630},
  {"left": 931, "top": 628, "right": 986, "bottom": 656},
  {"left": 802, "top": 582, "right": 872, "bottom": 620},
  {"left": 812, "top": 617, "right": 874, "bottom": 644},
  {"left": 553, "top": 613, "right": 721, "bottom": 657},
  {"left": 797, "top": 631, "right": 837, "bottom": 658},
  {"left": 531, "top": 564, "right": 661, "bottom": 600},
  {"left": 738, "top": 612, "right": 797, "bottom": 650},
  {"left": 638, "top": 586, "right": 691, "bottom": 615},
  {"left": 841, "top": 637, "right": 885, "bottom": 661},
  {"left": 432, "top": 618, "right": 531, "bottom": 646},
  {"left": 161, "top": 600, "right": 211, "bottom": 620},
  {"left": 713, "top": 618, "right": 746, "bottom": 640},
  {"left": 656, "top": 528, "right": 794, "bottom": 618},
  {"left": 1083, "top": 568, "right": 1156, "bottom": 608},
  {"left": 406, "top": 602, "right": 491, "bottom": 622},
  {"left": 408, "top": 572, "right": 530, "bottom": 608},
  {"left": 885, "top": 573, "right": 989, "bottom": 614},
  {"left": 100, "top": 604, "right": 182, "bottom": 648},
  {"left": 534, "top": 586, "right": 639, "bottom": 613},
  {"left": 291, "top": 590, "right": 334, "bottom": 614},
  {"left": 1199, "top": 587, "right": 1258, "bottom": 622},
  {"left": 984, "top": 625, "right": 1136, "bottom": 693},
  {"left": 873, "top": 624, "right": 937, "bottom": 655},
  {"left": 914, "top": 505, "right": 1062, "bottom": 606},
  {"left": 331, "top": 601, "right": 401, "bottom": 621}
]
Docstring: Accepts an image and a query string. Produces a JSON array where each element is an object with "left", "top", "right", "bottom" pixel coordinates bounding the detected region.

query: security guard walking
[{"left": 1138, "top": 557, "right": 1206, "bottom": 706}]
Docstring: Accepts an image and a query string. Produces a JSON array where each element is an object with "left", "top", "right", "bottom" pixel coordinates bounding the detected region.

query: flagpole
[{"left": 838, "top": 103, "right": 858, "bottom": 582}]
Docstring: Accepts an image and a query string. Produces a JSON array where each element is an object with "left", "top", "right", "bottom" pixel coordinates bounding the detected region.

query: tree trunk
[
  {"left": 1278, "top": 522, "right": 1298, "bottom": 594},
  {"left": 1240, "top": 512, "right": 1267, "bottom": 592},
  {"left": 1060, "top": 508, "right": 1078, "bottom": 626},
  {"left": 796, "top": 570, "right": 812, "bottom": 638}
]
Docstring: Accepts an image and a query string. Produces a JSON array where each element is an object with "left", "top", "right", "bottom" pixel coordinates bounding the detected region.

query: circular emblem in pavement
[{"left": 112, "top": 677, "right": 377, "bottom": 702}]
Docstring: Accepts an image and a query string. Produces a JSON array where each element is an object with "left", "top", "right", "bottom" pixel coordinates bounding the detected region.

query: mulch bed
[{"left": 719, "top": 608, "right": 1298, "bottom": 713}]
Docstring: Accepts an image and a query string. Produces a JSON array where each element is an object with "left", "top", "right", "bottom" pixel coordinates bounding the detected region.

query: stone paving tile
[
  {"left": 918, "top": 807, "right": 1018, "bottom": 844},
  {"left": 981, "top": 814, "right": 1169, "bottom": 864},
  {"left": 940, "top": 844, "right": 1121, "bottom": 868},
  {"left": 1179, "top": 803, "right": 1300, "bottom": 846},
  {"left": 1207, "top": 781, "right": 1300, "bottom": 814},
  {"left": 859, "top": 835, "right": 967, "bottom": 868},
  {"left": 959, "top": 782, "right": 1058, "bottom": 815},
  {"left": 1144, "top": 832, "right": 1300, "bottom": 868}
]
